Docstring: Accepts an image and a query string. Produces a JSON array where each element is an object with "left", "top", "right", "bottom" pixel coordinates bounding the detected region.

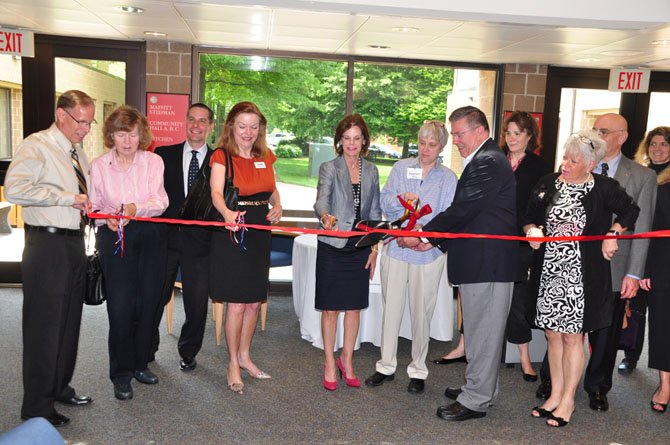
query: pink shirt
[{"left": 90, "top": 149, "right": 169, "bottom": 222}]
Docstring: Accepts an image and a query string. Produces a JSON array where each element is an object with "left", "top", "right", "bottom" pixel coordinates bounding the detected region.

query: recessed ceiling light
[
  {"left": 392, "top": 27, "right": 419, "bottom": 33},
  {"left": 600, "top": 50, "right": 643, "bottom": 56},
  {"left": 144, "top": 31, "right": 167, "bottom": 37},
  {"left": 114, "top": 5, "right": 144, "bottom": 13},
  {"left": 368, "top": 45, "right": 390, "bottom": 49},
  {"left": 652, "top": 39, "right": 670, "bottom": 45},
  {"left": 576, "top": 57, "right": 600, "bottom": 63}
]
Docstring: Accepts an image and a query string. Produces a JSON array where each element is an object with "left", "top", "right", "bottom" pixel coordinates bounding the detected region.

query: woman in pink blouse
[{"left": 89, "top": 105, "right": 169, "bottom": 401}]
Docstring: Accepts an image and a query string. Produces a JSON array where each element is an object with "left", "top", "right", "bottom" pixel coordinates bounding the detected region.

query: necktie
[
  {"left": 601, "top": 162, "right": 609, "bottom": 177},
  {"left": 187, "top": 150, "right": 200, "bottom": 192},
  {"left": 70, "top": 145, "right": 89, "bottom": 225}
]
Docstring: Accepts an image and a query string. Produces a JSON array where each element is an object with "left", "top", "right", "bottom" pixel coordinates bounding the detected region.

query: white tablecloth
[{"left": 292, "top": 234, "right": 453, "bottom": 350}]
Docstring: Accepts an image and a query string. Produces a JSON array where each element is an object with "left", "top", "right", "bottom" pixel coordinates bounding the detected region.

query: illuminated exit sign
[
  {"left": 608, "top": 68, "right": 650, "bottom": 93},
  {"left": 0, "top": 27, "right": 34, "bottom": 58}
]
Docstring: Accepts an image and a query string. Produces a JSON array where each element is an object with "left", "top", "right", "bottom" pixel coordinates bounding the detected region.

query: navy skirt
[{"left": 315, "top": 237, "right": 370, "bottom": 311}]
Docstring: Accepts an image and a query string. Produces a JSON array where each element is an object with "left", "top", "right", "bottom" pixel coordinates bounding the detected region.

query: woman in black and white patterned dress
[{"left": 523, "top": 130, "right": 639, "bottom": 428}]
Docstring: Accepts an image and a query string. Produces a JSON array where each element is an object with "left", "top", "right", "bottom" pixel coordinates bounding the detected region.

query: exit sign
[
  {"left": 608, "top": 68, "right": 650, "bottom": 93},
  {"left": 0, "top": 27, "right": 34, "bottom": 58}
]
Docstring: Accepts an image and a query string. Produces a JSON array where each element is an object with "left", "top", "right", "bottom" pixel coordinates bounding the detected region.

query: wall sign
[
  {"left": 608, "top": 68, "right": 651, "bottom": 93},
  {"left": 0, "top": 27, "right": 34, "bottom": 58},
  {"left": 146, "top": 93, "right": 190, "bottom": 151}
]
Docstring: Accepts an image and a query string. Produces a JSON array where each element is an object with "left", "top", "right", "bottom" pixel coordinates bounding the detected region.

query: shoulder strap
[{"left": 224, "top": 149, "right": 234, "bottom": 182}]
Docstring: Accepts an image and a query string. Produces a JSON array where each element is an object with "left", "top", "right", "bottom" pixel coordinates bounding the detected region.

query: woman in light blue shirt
[{"left": 364, "top": 120, "right": 457, "bottom": 394}]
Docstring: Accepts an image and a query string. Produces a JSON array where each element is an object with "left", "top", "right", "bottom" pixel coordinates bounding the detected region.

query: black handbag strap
[{"left": 224, "top": 148, "right": 235, "bottom": 183}]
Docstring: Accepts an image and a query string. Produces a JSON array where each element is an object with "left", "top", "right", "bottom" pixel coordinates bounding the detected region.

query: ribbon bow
[{"left": 397, "top": 195, "right": 432, "bottom": 231}]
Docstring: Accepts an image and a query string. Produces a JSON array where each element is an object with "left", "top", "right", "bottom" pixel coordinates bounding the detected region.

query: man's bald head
[{"left": 593, "top": 113, "right": 628, "bottom": 161}]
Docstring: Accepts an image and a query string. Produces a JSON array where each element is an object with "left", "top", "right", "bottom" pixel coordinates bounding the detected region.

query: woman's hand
[
  {"left": 640, "top": 278, "right": 652, "bottom": 291},
  {"left": 365, "top": 245, "right": 379, "bottom": 279},
  {"left": 266, "top": 203, "right": 282, "bottom": 224},
  {"left": 223, "top": 208, "right": 246, "bottom": 231},
  {"left": 602, "top": 237, "right": 618, "bottom": 261},
  {"left": 320, "top": 213, "right": 338, "bottom": 231},
  {"left": 525, "top": 225, "right": 543, "bottom": 250},
  {"left": 402, "top": 192, "right": 419, "bottom": 203}
]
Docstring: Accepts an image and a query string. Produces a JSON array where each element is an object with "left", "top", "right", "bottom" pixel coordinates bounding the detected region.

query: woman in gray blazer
[{"left": 314, "top": 114, "right": 381, "bottom": 391}]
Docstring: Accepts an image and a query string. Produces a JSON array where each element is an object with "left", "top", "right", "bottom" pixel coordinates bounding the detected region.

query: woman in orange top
[{"left": 209, "top": 102, "right": 283, "bottom": 394}]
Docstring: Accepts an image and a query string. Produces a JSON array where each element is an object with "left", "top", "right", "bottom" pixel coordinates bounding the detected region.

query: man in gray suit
[{"left": 584, "top": 113, "right": 657, "bottom": 411}]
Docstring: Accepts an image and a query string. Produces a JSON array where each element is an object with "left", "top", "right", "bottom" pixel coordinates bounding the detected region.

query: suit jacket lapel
[{"left": 614, "top": 156, "right": 632, "bottom": 189}]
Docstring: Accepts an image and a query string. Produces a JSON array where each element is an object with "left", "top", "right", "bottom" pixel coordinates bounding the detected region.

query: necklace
[
  {"left": 351, "top": 157, "right": 362, "bottom": 209},
  {"left": 507, "top": 151, "right": 526, "bottom": 172}
]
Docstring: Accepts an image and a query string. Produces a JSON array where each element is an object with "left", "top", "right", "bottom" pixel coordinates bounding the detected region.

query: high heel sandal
[
  {"left": 651, "top": 401, "right": 668, "bottom": 413},
  {"left": 531, "top": 406, "right": 554, "bottom": 418},
  {"left": 241, "top": 366, "right": 271, "bottom": 379},
  {"left": 546, "top": 408, "right": 575, "bottom": 428},
  {"left": 323, "top": 368, "right": 337, "bottom": 391},
  {"left": 228, "top": 382, "right": 244, "bottom": 395},
  {"left": 337, "top": 357, "right": 361, "bottom": 388}
]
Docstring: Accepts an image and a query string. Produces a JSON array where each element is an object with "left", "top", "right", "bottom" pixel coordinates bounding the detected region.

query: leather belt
[
  {"left": 237, "top": 200, "right": 270, "bottom": 206},
  {"left": 24, "top": 223, "right": 84, "bottom": 237}
]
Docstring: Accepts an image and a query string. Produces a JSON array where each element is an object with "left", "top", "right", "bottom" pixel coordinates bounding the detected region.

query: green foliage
[
  {"left": 274, "top": 157, "right": 393, "bottom": 189},
  {"left": 274, "top": 144, "right": 302, "bottom": 158},
  {"left": 199, "top": 54, "right": 454, "bottom": 152}
]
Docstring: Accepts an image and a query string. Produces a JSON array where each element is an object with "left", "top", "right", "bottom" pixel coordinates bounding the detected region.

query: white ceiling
[{"left": 1, "top": 0, "right": 670, "bottom": 69}]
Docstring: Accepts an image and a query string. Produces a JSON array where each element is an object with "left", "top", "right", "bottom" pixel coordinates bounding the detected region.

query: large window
[{"left": 197, "top": 51, "right": 499, "bottom": 209}]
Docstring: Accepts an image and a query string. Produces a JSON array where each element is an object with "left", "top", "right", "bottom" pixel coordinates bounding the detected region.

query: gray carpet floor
[{"left": 0, "top": 287, "right": 668, "bottom": 445}]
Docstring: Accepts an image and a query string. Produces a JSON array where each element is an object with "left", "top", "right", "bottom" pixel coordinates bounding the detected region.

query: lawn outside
[{"left": 275, "top": 157, "right": 392, "bottom": 189}]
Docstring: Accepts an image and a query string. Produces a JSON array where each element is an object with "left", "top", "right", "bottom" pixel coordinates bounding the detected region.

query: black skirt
[
  {"left": 209, "top": 192, "right": 272, "bottom": 303},
  {"left": 315, "top": 237, "right": 370, "bottom": 311}
]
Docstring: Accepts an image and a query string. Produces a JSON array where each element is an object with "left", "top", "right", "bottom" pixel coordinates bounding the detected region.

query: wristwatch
[{"left": 607, "top": 229, "right": 621, "bottom": 236}]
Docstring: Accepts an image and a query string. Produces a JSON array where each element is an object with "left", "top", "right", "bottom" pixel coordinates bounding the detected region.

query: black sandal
[
  {"left": 651, "top": 400, "right": 668, "bottom": 413},
  {"left": 546, "top": 413, "right": 569, "bottom": 427},
  {"left": 531, "top": 406, "right": 554, "bottom": 418}
]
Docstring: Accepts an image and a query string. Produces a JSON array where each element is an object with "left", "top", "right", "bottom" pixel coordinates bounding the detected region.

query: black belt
[{"left": 24, "top": 224, "right": 83, "bottom": 237}]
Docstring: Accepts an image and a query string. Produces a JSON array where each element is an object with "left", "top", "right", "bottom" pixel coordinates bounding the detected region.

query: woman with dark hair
[
  {"left": 636, "top": 126, "right": 670, "bottom": 413},
  {"left": 524, "top": 130, "right": 638, "bottom": 427},
  {"left": 90, "top": 105, "right": 169, "bottom": 400},
  {"left": 314, "top": 113, "right": 381, "bottom": 391},
  {"left": 501, "top": 111, "right": 551, "bottom": 381},
  {"left": 209, "top": 101, "right": 282, "bottom": 395}
]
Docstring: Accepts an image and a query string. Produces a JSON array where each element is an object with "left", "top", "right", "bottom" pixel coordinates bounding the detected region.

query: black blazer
[
  {"left": 511, "top": 151, "right": 552, "bottom": 235},
  {"left": 423, "top": 138, "right": 519, "bottom": 285},
  {"left": 523, "top": 173, "right": 639, "bottom": 331},
  {"left": 155, "top": 141, "right": 213, "bottom": 257}
]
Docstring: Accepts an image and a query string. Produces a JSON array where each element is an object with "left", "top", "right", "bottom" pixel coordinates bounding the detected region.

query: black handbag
[
  {"left": 618, "top": 300, "right": 641, "bottom": 350},
  {"left": 84, "top": 224, "right": 106, "bottom": 306},
  {"left": 179, "top": 148, "right": 238, "bottom": 222}
]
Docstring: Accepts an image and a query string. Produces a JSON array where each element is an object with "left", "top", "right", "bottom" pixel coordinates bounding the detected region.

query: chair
[
  {"left": 165, "top": 269, "right": 182, "bottom": 335},
  {"left": 0, "top": 418, "right": 65, "bottom": 445}
]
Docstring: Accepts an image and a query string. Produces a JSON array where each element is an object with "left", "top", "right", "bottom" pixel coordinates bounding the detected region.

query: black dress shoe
[
  {"left": 134, "top": 369, "right": 159, "bottom": 384},
  {"left": 618, "top": 358, "right": 637, "bottom": 374},
  {"left": 536, "top": 379, "right": 551, "bottom": 399},
  {"left": 407, "top": 378, "right": 425, "bottom": 394},
  {"left": 179, "top": 357, "right": 197, "bottom": 371},
  {"left": 523, "top": 372, "right": 539, "bottom": 382},
  {"left": 433, "top": 356, "right": 467, "bottom": 365},
  {"left": 113, "top": 382, "right": 133, "bottom": 400},
  {"left": 436, "top": 401, "right": 486, "bottom": 421},
  {"left": 444, "top": 387, "right": 462, "bottom": 400},
  {"left": 364, "top": 372, "right": 395, "bottom": 387},
  {"left": 589, "top": 392, "right": 609, "bottom": 411},
  {"left": 22, "top": 412, "right": 70, "bottom": 428},
  {"left": 57, "top": 394, "right": 93, "bottom": 406}
]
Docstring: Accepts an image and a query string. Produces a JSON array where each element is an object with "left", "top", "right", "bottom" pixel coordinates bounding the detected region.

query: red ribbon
[
  {"left": 397, "top": 195, "right": 432, "bottom": 231},
  {"left": 88, "top": 212, "right": 670, "bottom": 243}
]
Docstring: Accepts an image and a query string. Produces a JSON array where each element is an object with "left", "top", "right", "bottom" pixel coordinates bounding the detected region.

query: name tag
[
  {"left": 407, "top": 168, "right": 422, "bottom": 180},
  {"left": 254, "top": 161, "right": 266, "bottom": 169}
]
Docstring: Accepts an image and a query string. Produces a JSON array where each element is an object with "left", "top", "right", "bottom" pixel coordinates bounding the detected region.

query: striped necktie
[{"left": 70, "top": 145, "right": 89, "bottom": 225}]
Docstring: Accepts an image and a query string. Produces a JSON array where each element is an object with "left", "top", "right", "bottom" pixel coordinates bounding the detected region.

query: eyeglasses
[
  {"left": 577, "top": 135, "right": 596, "bottom": 150},
  {"left": 63, "top": 108, "right": 97, "bottom": 128},
  {"left": 423, "top": 120, "right": 445, "bottom": 128},
  {"left": 450, "top": 127, "right": 476, "bottom": 139},
  {"left": 592, "top": 127, "right": 624, "bottom": 137}
]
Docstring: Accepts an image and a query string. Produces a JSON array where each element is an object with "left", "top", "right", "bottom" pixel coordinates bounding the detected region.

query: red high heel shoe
[
  {"left": 337, "top": 357, "right": 361, "bottom": 388},
  {"left": 323, "top": 368, "right": 337, "bottom": 391}
]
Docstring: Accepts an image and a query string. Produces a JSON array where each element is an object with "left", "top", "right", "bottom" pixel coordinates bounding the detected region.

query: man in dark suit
[
  {"left": 152, "top": 103, "right": 215, "bottom": 371},
  {"left": 400, "top": 106, "right": 518, "bottom": 421},
  {"left": 584, "top": 113, "right": 656, "bottom": 411}
]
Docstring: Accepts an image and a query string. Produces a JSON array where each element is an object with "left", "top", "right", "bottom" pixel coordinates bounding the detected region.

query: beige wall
[{"left": 146, "top": 41, "right": 192, "bottom": 95}]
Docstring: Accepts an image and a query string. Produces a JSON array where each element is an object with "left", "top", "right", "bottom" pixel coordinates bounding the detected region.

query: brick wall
[
  {"left": 502, "top": 63, "right": 547, "bottom": 114},
  {"left": 146, "top": 41, "right": 192, "bottom": 95}
]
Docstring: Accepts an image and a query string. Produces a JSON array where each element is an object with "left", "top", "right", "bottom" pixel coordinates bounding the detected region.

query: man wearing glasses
[
  {"left": 583, "top": 113, "right": 656, "bottom": 412},
  {"left": 5, "top": 90, "right": 95, "bottom": 427},
  {"left": 399, "top": 106, "right": 518, "bottom": 421}
]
